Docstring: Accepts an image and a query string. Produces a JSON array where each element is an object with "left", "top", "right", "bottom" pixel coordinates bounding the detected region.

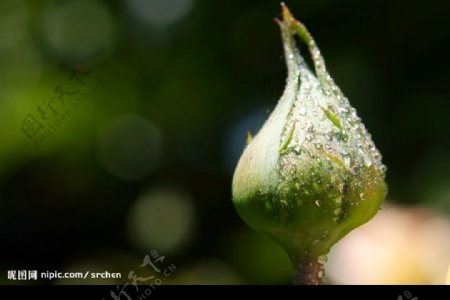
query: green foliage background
[{"left": 0, "top": 0, "right": 449, "bottom": 284}]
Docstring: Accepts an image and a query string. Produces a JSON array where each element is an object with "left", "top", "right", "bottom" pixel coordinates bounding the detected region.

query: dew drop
[
  {"left": 339, "top": 148, "right": 348, "bottom": 156},
  {"left": 318, "top": 255, "right": 328, "bottom": 264},
  {"left": 299, "top": 106, "right": 306, "bottom": 115},
  {"left": 343, "top": 155, "right": 351, "bottom": 168},
  {"left": 360, "top": 154, "right": 372, "bottom": 168}
]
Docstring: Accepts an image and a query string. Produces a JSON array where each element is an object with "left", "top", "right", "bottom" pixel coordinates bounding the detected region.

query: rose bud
[{"left": 232, "top": 4, "right": 387, "bottom": 284}]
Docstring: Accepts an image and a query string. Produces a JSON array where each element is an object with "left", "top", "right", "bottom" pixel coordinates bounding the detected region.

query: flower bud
[{"left": 232, "top": 4, "right": 387, "bottom": 284}]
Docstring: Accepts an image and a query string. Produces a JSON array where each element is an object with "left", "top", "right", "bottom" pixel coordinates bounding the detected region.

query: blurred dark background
[{"left": 0, "top": 0, "right": 449, "bottom": 285}]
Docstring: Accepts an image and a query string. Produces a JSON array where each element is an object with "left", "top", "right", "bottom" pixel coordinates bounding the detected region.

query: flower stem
[{"left": 291, "top": 255, "right": 325, "bottom": 285}]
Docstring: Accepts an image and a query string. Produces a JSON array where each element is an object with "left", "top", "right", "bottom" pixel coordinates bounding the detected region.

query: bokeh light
[
  {"left": 98, "top": 114, "right": 162, "bottom": 181},
  {"left": 41, "top": 0, "right": 115, "bottom": 60},
  {"left": 126, "top": 0, "right": 193, "bottom": 27},
  {"left": 327, "top": 203, "right": 450, "bottom": 284},
  {"left": 127, "top": 188, "right": 196, "bottom": 254}
]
